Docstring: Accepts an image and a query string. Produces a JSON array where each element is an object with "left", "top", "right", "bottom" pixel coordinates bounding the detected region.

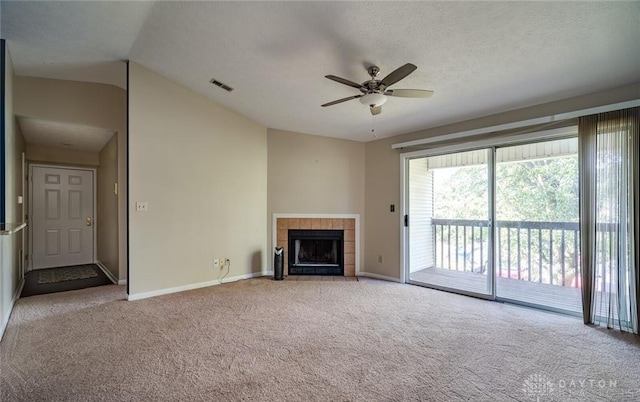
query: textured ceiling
[
  {"left": 2, "top": 1, "right": 640, "bottom": 142},
  {"left": 17, "top": 116, "right": 115, "bottom": 152},
  {"left": 1, "top": 1, "right": 152, "bottom": 88}
]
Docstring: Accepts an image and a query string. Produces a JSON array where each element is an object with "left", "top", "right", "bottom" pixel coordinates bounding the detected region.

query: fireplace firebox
[{"left": 288, "top": 230, "right": 344, "bottom": 275}]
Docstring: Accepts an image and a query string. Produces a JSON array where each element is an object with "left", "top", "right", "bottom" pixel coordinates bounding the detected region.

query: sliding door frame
[
  {"left": 401, "top": 146, "right": 496, "bottom": 300},
  {"left": 400, "top": 126, "right": 578, "bottom": 302}
]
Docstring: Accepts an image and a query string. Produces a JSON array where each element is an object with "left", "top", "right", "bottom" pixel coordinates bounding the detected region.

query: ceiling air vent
[{"left": 209, "top": 78, "right": 234, "bottom": 92}]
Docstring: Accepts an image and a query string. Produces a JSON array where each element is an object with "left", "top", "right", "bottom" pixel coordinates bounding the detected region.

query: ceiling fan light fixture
[
  {"left": 324, "top": 63, "right": 431, "bottom": 114},
  {"left": 359, "top": 92, "right": 387, "bottom": 107}
]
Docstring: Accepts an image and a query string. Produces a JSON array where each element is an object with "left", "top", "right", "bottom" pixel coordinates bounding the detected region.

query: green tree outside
[{"left": 431, "top": 155, "right": 579, "bottom": 286}]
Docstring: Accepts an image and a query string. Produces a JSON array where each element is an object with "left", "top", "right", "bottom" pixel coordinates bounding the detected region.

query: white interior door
[{"left": 30, "top": 166, "right": 95, "bottom": 269}]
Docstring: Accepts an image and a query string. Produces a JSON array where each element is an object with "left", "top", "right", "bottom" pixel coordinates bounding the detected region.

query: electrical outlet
[
  {"left": 219, "top": 257, "right": 226, "bottom": 268},
  {"left": 213, "top": 259, "right": 219, "bottom": 268}
]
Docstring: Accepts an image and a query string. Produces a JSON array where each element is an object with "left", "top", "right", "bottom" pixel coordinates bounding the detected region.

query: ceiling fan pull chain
[{"left": 371, "top": 114, "right": 377, "bottom": 138}]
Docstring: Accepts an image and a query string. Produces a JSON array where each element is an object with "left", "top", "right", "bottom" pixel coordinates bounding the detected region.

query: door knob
[{"left": 86, "top": 217, "right": 93, "bottom": 226}]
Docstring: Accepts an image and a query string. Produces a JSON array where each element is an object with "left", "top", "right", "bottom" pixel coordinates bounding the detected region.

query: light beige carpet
[{"left": 1, "top": 278, "right": 639, "bottom": 401}]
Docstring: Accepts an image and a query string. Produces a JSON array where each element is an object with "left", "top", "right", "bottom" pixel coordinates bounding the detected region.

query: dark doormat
[{"left": 21, "top": 264, "right": 113, "bottom": 298}]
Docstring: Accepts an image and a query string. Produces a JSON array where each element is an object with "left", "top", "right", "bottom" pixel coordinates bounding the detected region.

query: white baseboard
[
  {"left": 0, "top": 279, "right": 25, "bottom": 342},
  {"left": 118, "top": 279, "right": 127, "bottom": 285},
  {"left": 127, "top": 271, "right": 267, "bottom": 301},
  {"left": 96, "top": 261, "right": 118, "bottom": 284},
  {"left": 220, "top": 271, "right": 266, "bottom": 284},
  {"left": 359, "top": 272, "right": 402, "bottom": 283},
  {"left": 265, "top": 270, "right": 389, "bottom": 281}
]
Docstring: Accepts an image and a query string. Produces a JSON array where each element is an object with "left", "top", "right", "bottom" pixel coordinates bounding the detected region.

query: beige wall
[
  {"left": 364, "top": 82, "right": 640, "bottom": 280},
  {"left": 128, "top": 62, "right": 267, "bottom": 296},
  {"left": 98, "top": 135, "right": 118, "bottom": 279},
  {"left": 26, "top": 144, "right": 99, "bottom": 166},
  {"left": 1, "top": 46, "right": 26, "bottom": 337},
  {"left": 267, "top": 128, "right": 366, "bottom": 271},
  {"left": 14, "top": 75, "right": 127, "bottom": 280}
]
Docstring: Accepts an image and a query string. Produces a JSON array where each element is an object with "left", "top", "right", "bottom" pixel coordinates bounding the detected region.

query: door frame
[
  {"left": 400, "top": 125, "right": 578, "bottom": 300},
  {"left": 400, "top": 147, "right": 496, "bottom": 300},
  {"left": 28, "top": 163, "right": 97, "bottom": 271}
]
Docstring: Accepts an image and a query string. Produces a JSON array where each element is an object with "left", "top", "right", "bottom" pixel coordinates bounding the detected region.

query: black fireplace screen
[
  {"left": 288, "top": 230, "right": 344, "bottom": 275},
  {"left": 294, "top": 239, "right": 338, "bottom": 265}
]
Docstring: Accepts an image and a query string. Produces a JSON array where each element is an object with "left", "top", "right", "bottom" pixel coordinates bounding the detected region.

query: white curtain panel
[{"left": 579, "top": 107, "right": 639, "bottom": 333}]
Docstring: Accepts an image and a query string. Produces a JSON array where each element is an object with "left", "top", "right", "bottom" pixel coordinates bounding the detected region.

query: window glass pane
[
  {"left": 409, "top": 149, "right": 492, "bottom": 296},
  {"left": 495, "top": 138, "right": 582, "bottom": 314}
]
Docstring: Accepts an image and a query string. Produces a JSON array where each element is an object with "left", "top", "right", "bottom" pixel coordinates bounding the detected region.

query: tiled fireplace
[{"left": 274, "top": 216, "right": 357, "bottom": 277}]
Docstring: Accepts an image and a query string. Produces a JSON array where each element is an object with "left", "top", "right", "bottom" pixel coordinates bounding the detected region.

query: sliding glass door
[
  {"left": 494, "top": 138, "right": 582, "bottom": 314},
  {"left": 404, "top": 135, "right": 581, "bottom": 314},
  {"left": 407, "top": 149, "right": 493, "bottom": 297}
]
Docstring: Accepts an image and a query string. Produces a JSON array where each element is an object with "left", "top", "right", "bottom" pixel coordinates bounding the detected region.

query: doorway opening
[
  {"left": 23, "top": 164, "right": 112, "bottom": 297},
  {"left": 403, "top": 133, "right": 581, "bottom": 315}
]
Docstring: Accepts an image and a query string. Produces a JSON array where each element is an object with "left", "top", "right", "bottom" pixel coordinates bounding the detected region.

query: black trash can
[{"left": 274, "top": 247, "right": 284, "bottom": 280}]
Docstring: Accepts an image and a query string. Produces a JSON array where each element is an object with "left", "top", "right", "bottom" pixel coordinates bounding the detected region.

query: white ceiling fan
[{"left": 321, "top": 63, "right": 434, "bottom": 115}]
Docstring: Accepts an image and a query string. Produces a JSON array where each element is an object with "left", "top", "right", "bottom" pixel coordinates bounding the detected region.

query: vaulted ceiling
[{"left": 2, "top": 1, "right": 639, "bottom": 142}]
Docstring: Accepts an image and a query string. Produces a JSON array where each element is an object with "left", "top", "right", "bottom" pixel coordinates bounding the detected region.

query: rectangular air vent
[{"left": 209, "top": 78, "right": 234, "bottom": 92}]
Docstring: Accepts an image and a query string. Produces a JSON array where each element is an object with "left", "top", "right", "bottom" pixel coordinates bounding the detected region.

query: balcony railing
[{"left": 431, "top": 219, "right": 581, "bottom": 288}]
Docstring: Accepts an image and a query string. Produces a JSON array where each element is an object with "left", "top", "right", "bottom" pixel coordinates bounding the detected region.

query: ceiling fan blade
[
  {"left": 321, "top": 94, "right": 362, "bottom": 107},
  {"left": 325, "top": 75, "right": 363, "bottom": 90},
  {"left": 379, "top": 63, "right": 417, "bottom": 88},
  {"left": 384, "top": 89, "right": 434, "bottom": 98},
  {"left": 370, "top": 105, "right": 382, "bottom": 116}
]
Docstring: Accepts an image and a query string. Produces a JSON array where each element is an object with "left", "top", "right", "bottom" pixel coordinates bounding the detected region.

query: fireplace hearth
[{"left": 288, "top": 230, "right": 344, "bottom": 275}]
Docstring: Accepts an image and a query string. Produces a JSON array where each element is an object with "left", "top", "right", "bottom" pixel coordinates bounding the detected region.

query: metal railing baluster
[
  {"left": 429, "top": 219, "right": 582, "bottom": 288},
  {"left": 573, "top": 229, "right": 579, "bottom": 285},
  {"left": 470, "top": 227, "right": 474, "bottom": 273},
  {"left": 517, "top": 228, "right": 521, "bottom": 280},
  {"left": 527, "top": 228, "right": 532, "bottom": 281},
  {"left": 549, "top": 230, "right": 554, "bottom": 285},
  {"left": 434, "top": 225, "right": 444, "bottom": 268},
  {"left": 463, "top": 226, "right": 467, "bottom": 272},
  {"left": 447, "top": 225, "right": 451, "bottom": 270},
  {"left": 507, "top": 228, "right": 511, "bottom": 279},
  {"left": 561, "top": 230, "right": 566, "bottom": 286},
  {"left": 455, "top": 226, "right": 459, "bottom": 271},
  {"left": 538, "top": 229, "right": 542, "bottom": 283},
  {"left": 480, "top": 226, "right": 484, "bottom": 274},
  {"left": 498, "top": 227, "right": 502, "bottom": 279}
]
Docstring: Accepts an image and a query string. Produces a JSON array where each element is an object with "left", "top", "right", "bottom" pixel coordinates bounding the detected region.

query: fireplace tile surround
[{"left": 274, "top": 215, "right": 358, "bottom": 277}]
